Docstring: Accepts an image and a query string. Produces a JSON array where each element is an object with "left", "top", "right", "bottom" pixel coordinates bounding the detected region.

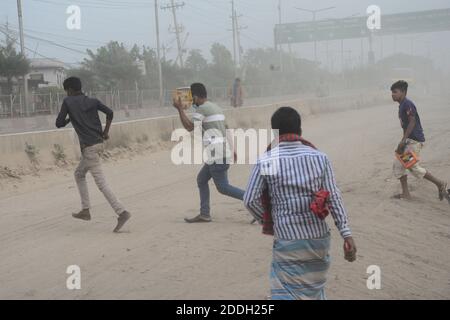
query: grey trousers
[{"left": 74, "top": 143, "right": 125, "bottom": 215}]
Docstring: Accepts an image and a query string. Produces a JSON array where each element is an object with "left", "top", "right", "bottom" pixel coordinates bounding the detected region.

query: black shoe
[
  {"left": 184, "top": 214, "right": 212, "bottom": 223},
  {"left": 113, "top": 211, "right": 131, "bottom": 233},
  {"left": 72, "top": 210, "right": 91, "bottom": 221}
]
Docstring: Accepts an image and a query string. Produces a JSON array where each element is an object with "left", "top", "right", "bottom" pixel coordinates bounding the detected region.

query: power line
[
  {"left": 239, "top": 32, "right": 273, "bottom": 49},
  {"left": 0, "top": 27, "right": 79, "bottom": 67},
  {"left": 183, "top": 3, "right": 230, "bottom": 31},
  {"left": 0, "top": 22, "right": 106, "bottom": 46},
  {"left": 0, "top": 24, "right": 88, "bottom": 55},
  {"left": 32, "top": 0, "right": 153, "bottom": 10}
]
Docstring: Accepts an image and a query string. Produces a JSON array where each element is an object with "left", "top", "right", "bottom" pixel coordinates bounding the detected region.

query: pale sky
[{"left": 1, "top": 0, "right": 450, "bottom": 71}]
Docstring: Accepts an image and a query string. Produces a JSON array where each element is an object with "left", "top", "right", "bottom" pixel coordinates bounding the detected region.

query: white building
[{"left": 28, "top": 58, "right": 67, "bottom": 89}]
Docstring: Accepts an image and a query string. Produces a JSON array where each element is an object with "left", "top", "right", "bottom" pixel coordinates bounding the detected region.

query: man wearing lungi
[{"left": 244, "top": 106, "right": 357, "bottom": 300}]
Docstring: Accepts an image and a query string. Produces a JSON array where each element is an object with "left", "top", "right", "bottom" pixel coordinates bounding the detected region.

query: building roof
[{"left": 30, "top": 58, "right": 66, "bottom": 69}]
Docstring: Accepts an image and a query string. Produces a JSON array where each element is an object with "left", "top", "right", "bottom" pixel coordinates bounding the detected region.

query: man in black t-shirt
[{"left": 56, "top": 77, "right": 131, "bottom": 232}]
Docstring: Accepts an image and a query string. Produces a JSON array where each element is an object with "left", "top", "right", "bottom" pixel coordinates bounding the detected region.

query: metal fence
[{"left": 0, "top": 84, "right": 299, "bottom": 118}]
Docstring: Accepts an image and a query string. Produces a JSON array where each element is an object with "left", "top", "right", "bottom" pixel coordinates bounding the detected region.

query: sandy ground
[{"left": 0, "top": 96, "right": 449, "bottom": 300}]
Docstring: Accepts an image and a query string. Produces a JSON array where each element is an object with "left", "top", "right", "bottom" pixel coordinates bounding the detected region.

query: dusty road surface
[{"left": 0, "top": 96, "right": 449, "bottom": 299}]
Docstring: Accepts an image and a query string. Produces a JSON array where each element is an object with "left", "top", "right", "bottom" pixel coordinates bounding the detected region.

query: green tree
[
  {"left": 185, "top": 49, "right": 208, "bottom": 73},
  {"left": 0, "top": 37, "right": 29, "bottom": 94},
  {"left": 210, "top": 43, "right": 234, "bottom": 85},
  {"left": 82, "top": 41, "right": 142, "bottom": 90},
  {"left": 66, "top": 67, "right": 98, "bottom": 92},
  {"left": 140, "top": 46, "right": 162, "bottom": 89}
]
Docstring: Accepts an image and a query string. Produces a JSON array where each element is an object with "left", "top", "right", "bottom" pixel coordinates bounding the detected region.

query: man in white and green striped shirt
[{"left": 173, "top": 83, "right": 245, "bottom": 223}]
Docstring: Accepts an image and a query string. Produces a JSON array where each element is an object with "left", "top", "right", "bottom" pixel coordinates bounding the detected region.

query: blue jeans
[{"left": 197, "top": 163, "right": 245, "bottom": 217}]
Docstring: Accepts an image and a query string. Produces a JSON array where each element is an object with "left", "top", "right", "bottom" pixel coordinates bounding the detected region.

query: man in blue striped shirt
[{"left": 244, "top": 107, "right": 357, "bottom": 300}]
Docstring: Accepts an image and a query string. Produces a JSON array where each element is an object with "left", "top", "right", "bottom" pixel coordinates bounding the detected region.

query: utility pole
[
  {"left": 295, "top": 6, "right": 335, "bottom": 64},
  {"left": 231, "top": 0, "right": 237, "bottom": 77},
  {"left": 368, "top": 32, "right": 374, "bottom": 65},
  {"left": 16, "top": 0, "right": 29, "bottom": 115},
  {"left": 360, "top": 37, "right": 364, "bottom": 67},
  {"left": 229, "top": 1, "right": 246, "bottom": 77},
  {"left": 235, "top": 11, "right": 247, "bottom": 70},
  {"left": 162, "top": 0, "right": 185, "bottom": 68},
  {"left": 278, "top": 0, "right": 282, "bottom": 27},
  {"left": 379, "top": 35, "right": 384, "bottom": 60},
  {"left": 312, "top": 11, "right": 317, "bottom": 64},
  {"left": 339, "top": 13, "right": 359, "bottom": 73},
  {"left": 409, "top": 36, "right": 418, "bottom": 56},
  {"left": 278, "top": 0, "right": 283, "bottom": 72},
  {"left": 155, "top": 0, "right": 163, "bottom": 107},
  {"left": 288, "top": 38, "right": 293, "bottom": 68}
]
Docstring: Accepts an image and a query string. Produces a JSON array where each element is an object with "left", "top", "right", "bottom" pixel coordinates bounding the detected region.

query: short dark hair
[
  {"left": 390, "top": 80, "right": 408, "bottom": 93},
  {"left": 190, "top": 83, "right": 207, "bottom": 98},
  {"left": 271, "top": 106, "right": 302, "bottom": 136},
  {"left": 63, "top": 77, "right": 82, "bottom": 91}
]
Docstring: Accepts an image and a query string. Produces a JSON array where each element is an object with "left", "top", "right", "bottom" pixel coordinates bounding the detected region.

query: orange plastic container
[{"left": 396, "top": 151, "right": 419, "bottom": 169}]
